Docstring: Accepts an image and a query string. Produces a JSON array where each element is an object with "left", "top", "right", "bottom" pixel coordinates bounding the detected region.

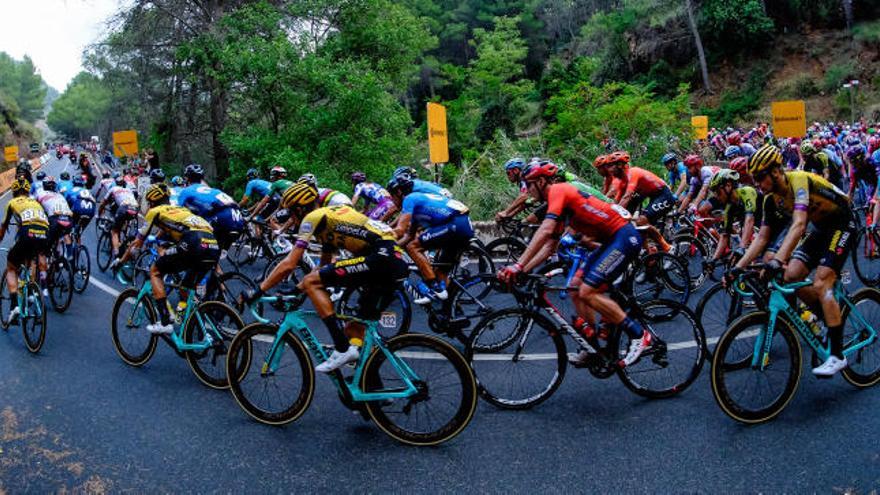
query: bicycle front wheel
[
  {"left": 73, "top": 244, "right": 90, "bottom": 293},
  {"left": 851, "top": 228, "right": 880, "bottom": 287},
  {"left": 696, "top": 282, "right": 755, "bottom": 361},
  {"left": 48, "top": 256, "right": 73, "bottom": 313},
  {"left": 110, "top": 288, "right": 159, "bottom": 366},
  {"left": 710, "top": 311, "right": 802, "bottom": 424},
  {"left": 183, "top": 300, "right": 246, "bottom": 389},
  {"left": 841, "top": 288, "right": 880, "bottom": 387},
  {"left": 226, "top": 323, "right": 315, "bottom": 425},
  {"left": 96, "top": 232, "right": 113, "bottom": 271},
  {"left": 22, "top": 282, "right": 47, "bottom": 354},
  {"left": 363, "top": 333, "right": 477, "bottom": 446}
]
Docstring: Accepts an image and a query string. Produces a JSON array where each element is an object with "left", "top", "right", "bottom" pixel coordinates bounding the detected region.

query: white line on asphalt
[{"left": 89, "top": 277, "right": 121, "bottom": 297}]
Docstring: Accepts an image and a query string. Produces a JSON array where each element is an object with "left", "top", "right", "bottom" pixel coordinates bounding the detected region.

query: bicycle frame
[
  {"left": 251, "top": 301, "right": 420, "bottom": 402},
  {"left": 133, "top": 281, "right": 218, "bottom": 353}
]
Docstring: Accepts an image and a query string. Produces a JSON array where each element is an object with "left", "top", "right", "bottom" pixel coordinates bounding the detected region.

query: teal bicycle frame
[
  {"left": 252, "top": 298, "right": 421, "bottom": 402},
  {"left": 16, "top": 264, "right": 43, "bottom": 321},
  {"left": 735, "top": 277, "right": 878, "bottom": 370},
  {"left": 133, "top": 280, "right": 218, "bottom": 353}
]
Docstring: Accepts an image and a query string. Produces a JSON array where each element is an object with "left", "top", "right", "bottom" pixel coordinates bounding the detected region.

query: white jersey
[
  {"left": 96, "top": 178, "right": 115, "bottom": 201},
  {"left": 109, "top": 185, "right": 138, "bottom": 208},
  {"left": 36, "top": 190, "right": 73, "bottom": 217}
]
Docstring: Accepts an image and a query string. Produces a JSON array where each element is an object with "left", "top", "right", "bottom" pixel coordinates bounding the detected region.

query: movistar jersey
[{"left": 401, "top": 192, "right": 469, "bottom": 228}]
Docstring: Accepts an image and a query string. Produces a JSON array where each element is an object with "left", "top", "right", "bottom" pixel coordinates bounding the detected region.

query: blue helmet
[
  {"left": 392, "top": 166, "right": 418, "bottom": 179},
  {"left": 72, "top": 176, "right": 85, "bottom": 187},
  {"left": 661, "top": 152, "right": 677, "bottom": 165},
  {"left": 246, "top": 168, "right": 259, "bottom": 180},
  {"left": 386, "top": 175, "right": 414, "bottom": 196},
  {"left": 724, "top": 145, "right": 742, "bottom": 159},
  {"left": 504, "top": 157, "right": 526, "bottom": 171}
]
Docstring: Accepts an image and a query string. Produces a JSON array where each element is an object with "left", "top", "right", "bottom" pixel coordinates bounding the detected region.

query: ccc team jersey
[
  {"left": 296, "top": 206, "right": 395, "bottom": 254},
  {"left": 139, "top": 205, "right": 213, "bottom": 242}
]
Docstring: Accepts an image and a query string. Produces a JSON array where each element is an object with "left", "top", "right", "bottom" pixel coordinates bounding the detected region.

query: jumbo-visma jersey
[
  {"left": 139, "top": 205, "right": 213, "bottom": 242},
  {"left": 295, "top": 206, "right": 395, "bottom": 254}
]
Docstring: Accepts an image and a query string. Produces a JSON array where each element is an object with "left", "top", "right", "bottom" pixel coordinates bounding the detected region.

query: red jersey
[
  {"left": 601, "top": 176, "right": 624, "bottom": 203},
  {"left": 620, "top": 166, "right": 666, "bottom": 197},
  {"left": 545, "top": 183, "right": 630, "bottom": 242}
]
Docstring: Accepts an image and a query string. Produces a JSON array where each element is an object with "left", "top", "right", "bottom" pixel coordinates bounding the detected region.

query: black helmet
[
  {"left": 246, "top": 168, "right": 259, "bottom": 180},
  {"left": 115, "top": 176, "right": 126, "bottom": 186},
  {"left": 386, "top": 175, "right": 414, "bottom": 196},
  {"left": 36, "top": 171, "right": 46, "bottom": 181},
  {"left": 392, "top": 166, "right": 418, "bottom": 179},
  {"left": 102, "top": 171, "right": 111, "bottom": 179},
  {"left": 60, "top": 171, "right": 71, "bottom": 180},
  {"left": 149, "top": 168, "right": 166, "bottom": 184},
  {"left": 43, "top": 176, "right": 57, "bottom": 192},
  {"left": 184, "top": 163, "right": 204, "bottom": 184}
]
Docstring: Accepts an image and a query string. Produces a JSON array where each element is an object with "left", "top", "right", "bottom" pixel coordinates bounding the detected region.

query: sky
[{"left": 0, "top": 0, "right": 124, "bottom": 90}]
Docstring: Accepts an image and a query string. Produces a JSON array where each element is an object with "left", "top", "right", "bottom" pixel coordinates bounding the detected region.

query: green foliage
[
  {"left": 0, "top": 53, "right": 47, "bottom": 123},
  {"left": 700, "top": 0, "right": 774, "bottom": 53},
  {"left": 822, "top": 62, "right": 857, "bottom": 93},
  {"left": 781, "top": 74, "right": 819, "bottom": 99},
  {"left": 854, "top": 20, "right": 880, "bottom": 43},
  {"left": 701, "top": 68, "right": 768, "bottom": 127},
  {"left": 46, "top": 73, "right": 112, "bottom": 139}
]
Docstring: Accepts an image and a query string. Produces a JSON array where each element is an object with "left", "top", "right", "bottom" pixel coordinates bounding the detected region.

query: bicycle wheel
[
  {"left": 73, "top": 244, "right": 90, "bottom": 293},
  {"left": 262, "top": 253, "right": 311, "bottom": 293},
  {"left": 696, "top": 282, "right": 755, "bottom": 361},
  {"left": 131, "top": 251, "right": 152, "bottom": 290},
  {"left": 448, "top": 273, "right": 508, "bottom": 326},
  {"left": 96, "top": 232, "right": 112, "bottom": 271},
  {"left": 484, "top": 237, "right": 526, "bottom": 265},
  {"left": 851, "top": 228, "right": 880, "bottom": 287},
  {"left": 710, "top": 311, "right": 802, "bottom": 423},
  {"left": 671, "top": 233, "right": 709, "bottom": 289},
  {"left": 362, "top": 333, "right": 477, "bottom": 446},
  {"left": 21, "top": 282, "right": 47, "bottom": 354},
  {"left": 613, "top": 300, "right": 705, "bottom": 398},
  {"left": 337, "top": 287, "right": 411, "bottom": 339},
  {"left": 226, "top": 323, "right": 315, "bottom": 425},
  {"left": 182, "top": 300, "right": 246, "bottom": 389},
  {"left": 110, "top": 287, "right": 159, "bottom": 366},
  {"left": 841, "top": 288, "right": 880, "bottom": 387},
  {"left": 0, "top": 270, "right": 9, "bottom": 332},
  {"left": 629, "top": 252, "right": 691, "bottom": 308},
  {"left": 466, "top": 308, "right": 567, "bottom": 410},
  {"left": 48, "top": 256, "right": 73, "bottom": 313}
]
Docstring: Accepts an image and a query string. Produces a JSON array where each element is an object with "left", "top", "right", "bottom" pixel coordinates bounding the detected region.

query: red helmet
[
  {"left": 820, "top": 138, "right": 828, "bottom": 147},
  {"left": 593, "top": 154, "right": 609, "bottom": 168},
  {"left": 523, "top": 161, "right": 558, "bottom": 181},
  {"left": 812, "top": 139, "right": 822, "bottom": 148},
  {"left": 869, "top": 136, "right": 880, "bottom": 152},
  {"left": 727, "top": 131, "right": 742, "bottom": 146},
  {"left": 829, "top": 137, "right": 837, "bottom": 145},
  {"left": 729, "top": 157, "right": 749, "bottom": 175},
  {"left": 684, "top": 154, "right": 703, "bottom": 168},
  {"left": 607, "top": 151, "right": 630, "bottom": 165}
]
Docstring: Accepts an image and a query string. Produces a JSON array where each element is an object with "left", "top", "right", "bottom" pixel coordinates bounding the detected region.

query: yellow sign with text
[
  {"left": 691, "top": 116, "right": 709, "bottom": 140},
  {"left": 112, "top": 130, "right": 139, "bottom": 157},
  {"left": 4, "top": 146, "right": 18, "bottom": 163},
  {"left": 771, "top": 100, "right": 806, "bottom": 138},
  {"left": 427, "top": 102, "right": 449, "bottom": 164}
]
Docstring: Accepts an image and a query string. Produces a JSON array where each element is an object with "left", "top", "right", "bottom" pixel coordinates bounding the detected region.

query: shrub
[{"left": 822, "top": 62, "right": 857, "bottom": 93}]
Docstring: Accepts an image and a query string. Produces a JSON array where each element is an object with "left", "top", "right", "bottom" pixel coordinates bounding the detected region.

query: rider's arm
[
  {"left": 741, "top": 213, "right": 756, "bottom": 248},
  {"left": 497, "top": 191, "right": 530, "bottom": 220},
  {"left": 734, "top": 225, "right": 772, "bottom": 269},
  {"left": 260, "top": 244, "right": 306, "bottom": 292},
  {"left": 674, "top": 170, "right": 688, "bottom": 198},
  {"left": 691, "top": 185, "right": 710, "bottom": 211},
  {"left": 711, "top": 234, "right": 729, "bottom": 261},
  {"left": 249, "top": 195, "right": 269, "bottom": 219},
  {"left": 394, "top": 213, "right": 413, "bottom": 244},
  {"left": 379, "top": 203, "right": 398, "bottom": 223},
  {"left": 516, "top": 218, "right": 558, "bottom": 273},
  {"left": 239, "top": 195, "right": 250, "bottom": 208},
  {"left": 0, "top": 204, "right": 12, "bottom": 242}
]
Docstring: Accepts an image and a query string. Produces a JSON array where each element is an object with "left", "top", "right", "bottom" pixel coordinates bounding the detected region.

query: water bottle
[
  {"left": 841, "top": 269, "right": 852, "bottom": 285},
  {"left": 800, "top": 309, "right": 822, "bottom": 336}
]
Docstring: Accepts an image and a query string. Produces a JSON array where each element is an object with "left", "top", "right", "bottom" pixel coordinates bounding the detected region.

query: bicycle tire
[
  {"left": 671, "top": 233, "right": 710, "bottom": 289},
  {"left": 613, "top": 299, "right": 705, "bottom": 398},
  {"left": 48, "top": 256, "right": 73, "bottom": 313},
  {"left": 695, "top": 282, "right": 754, "bottom": 362},
  {"left": 362, "top": 333, "right": 477, "bottom": 446},
  {"left": 628, "top": 252, "right": 691, "bottom": 308},
  {"left": 110, "top": 287, "right": 159, "bottom": 366},
  {"left": 226, "top": 323, "right": 315, "bottom": 425},
  {"left": 484, "top": 237, "right": 527, "bottom": 266},
  {"left": 132, "top": 250, "right": 152, "bottom": 290},
  {"left": 710, "top": 311, "right": 802, "bottom": 424},
  {"left": 336, "top": 287, "right": 411, "bottom": 339},
  {"left": 182, "top": 300, "right": 246, "bottom": 389},
  {"left": 851, "top": 228, "right": 880, "bottom": 287},
  {"left": 73, "top": 244, "right": 90, "bottom": 293},
  {"left": 0, "top": 270, "right": 9, "bottom": 332},
  {"left": 841, "top": 288, "right": 880, "bottom": 387},
  {"left": 465, "top": 307, "right": 567, "bottom": 410},
  {"left": 21, "top": 281, "right": 47, "bottom": 354},
  {"left": 96, "top": 232, "right": 113, "bottom": 272}
]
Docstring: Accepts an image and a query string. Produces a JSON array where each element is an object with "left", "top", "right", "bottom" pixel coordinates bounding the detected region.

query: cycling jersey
[
  {"left": 96, "top": 178, "right": 115, "bottom": 200},
  {"left": 295, "top": 205, "right": 395, "bottom": 254},
  {"left": 244, "top": 179, "right": 271, "bottom": 201},
  {"left": 353, "top": 182, "right": 391, "bottom": 205},
  {"left": 177, "top": 184, "right": 237, "bottom": 218},
  {"left": 766, "top": 171, "right": 851, "bottom": 228},
  {"left": 412, "top": 179, "right": 452, "bottom": 198},
  {"left": 57, "top": 179, "right": 73, "bottom": 195},
  {"left": 739, "top": 143, "right": 757, "bottom": 157},
  {"left": 601, "top": 176, "right": 624, "bottom": 203},
  {"left": 666, "top": 162, "right": 687, "bottom": 189},
  {"left": 544, "top": 182, "right": 630, "bottom": 243},
  {"left": 687, "top": 166, "right": 720, "bottom": 196},
  {"left": 317, "top": 188, "right": 353, "bottom": 207},
  {"left": 2, "top": 196, "right": 49, "bottom": 236},
  {"left": 139, "top": 205, "right": 213, "bottom": 242},
  {"left": 401, "top": 192, "right": 469, "bottom": 228},
  {"left": 720, "top": 186, "right": 758, "bottom": 234},
  {"left": 571, "top": 181, "right": 611, "bottom": 203},
  {"left": 65, "top": 186, "right": 97, "bottom": 218},
  {"left": 30, "top": 180, "right": 43, "bottom": 196},
  {"left": 267, "top": 179, "right": 293, "bottom": 198},
  {"left": 170, "top": 186, "right": 182, "bottom": 206},
  {"left": 620, "top": 167, "right": 667, "bottom": 198},
  {"left": 35, "top": 190, "right": 73, "bottom": 217},
  {"left": 107, "top": 185, "right": 138, "bottom": 210}
]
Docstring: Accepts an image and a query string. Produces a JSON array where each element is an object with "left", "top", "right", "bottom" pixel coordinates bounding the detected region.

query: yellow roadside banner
[
  {"left": 771, "top": 100, "right": 807, "bottom": 138},
  {"left": 427, "top": 102, "right": 449, "bottom": 164},
  {"left": 112, "top": 130, "right": 139, "bottom": 157},
  {"left": 691, "top": 116, "right": 709, "bottom": 140}
]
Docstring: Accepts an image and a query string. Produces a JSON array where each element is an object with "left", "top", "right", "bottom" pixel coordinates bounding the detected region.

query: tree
[
  {"left": 685, "top": 0, "right": 711, "bottom": 94},
  {"left": 0, "top": 53, "right": 48, "bottom": 123}
]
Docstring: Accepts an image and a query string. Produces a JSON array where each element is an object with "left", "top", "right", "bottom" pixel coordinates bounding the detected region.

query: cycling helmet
[
  {"left": 606, "top": 151, "right": 630, "bottom": 165},
  {"left": 504, "top": 157, "right": 526, "bottom": 171},
  {"left": 661, "top": 152, "right": 677, "bottom": 165},
  {"left": 846, "top": 145, "right": 866, "bottom": 160},
  {"left": 593, "top": 155, "right": 609, "bottom": 168},
  {"left": 392, "top": 166, "right": 418, "bottom": 179},
  {"left": 727, "top": 131, "right": 742, "bottom": 146},
  {"left": 145, "top": 183, "right": 170, "bottom": 205},
  {"left": 269, "top": 165, "right": 287, "bottom": 180},
  {"left": 350, "top": 171, "right": 367, "bottom": 184},
  {"left": 170, "top": 175, "right": 184, "bottom": 187},
  {"left": 523, "top": 161, "right": 559, "bottom": 181},
  {"left": 800, "top": 142, "right": 817, "bottom": 155},
  {"left": 42, "top": 176, "right": 57, "bottom": 191},
  {"left": 184, "top": 163, "right": 204, "bottom": 183},
  {"left": 683, "top": 154, "right": 703, "bottom": 168},
  {"left": 386, "top": 175, "right": 414, "bottom": 195},
  {"left": 709, "top": 169, "right": 740, "bottom": 191},
  {"left": 60, "top": 171, "right": 71, "bottom": 180},
  {"left": 280, "top": 183, "right": 318, "bottom": 208},
  {"left": 149, "top": 168, "right": 166, "bottom": 184},
  {"left": 35, "top": 171, "right": 46, "bottom": 181},
  {"left": 729, "top": 157, "right": 750, "bottom": 176},
  {"left": 246, "top": 168, "right": 259, "bottom": 180},
  {"left": 297, "top": 173, "right": 317, "bottom": 187},
  {"left": 115, "top": 176, "right": 126, "bottom": 186},
  {"left": 102, "top": 171, "right": 111, "bottom": 179},
  {"left": 72, "top": 176, "right": 85, "bottom": 187},
  {"left": 723, "top": 145, "right": 742, "bottom": 159},
  {"left": 868, "top": 136, "right": 880, "bottom": 151},
  {"left": 17, "top": 158, "right": 30, "bottom": 170},
  {"left": 748, "top": 144, "right": 783, "bottom": 176},
  {"left": 10, "top": 178, "right": 29, "bottom": 195}
]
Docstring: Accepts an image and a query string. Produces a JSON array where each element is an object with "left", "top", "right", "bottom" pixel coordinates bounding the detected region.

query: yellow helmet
[
  {"left": 281, "top": 183, "right": 318, "bottom": 209},
  {"left": 748, "top": 144, "right": 783, "bottom": 176},
  {"left": 145, "top": 183, "right": 170, "bottom": 204},
  {"left": 10, "top": 178, "right": 29, "bottom": 195}
]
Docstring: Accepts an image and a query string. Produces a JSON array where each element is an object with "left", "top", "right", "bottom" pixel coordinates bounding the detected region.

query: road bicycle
[
  {"left": 226, "top": 293, "right": 478, "bottom": 446},
  {"left": 849, "top": 205, "right": 880, "bottom": 286},
  {"left": 70, "top": 216, "right": 91, "bottom": 293},
  {"left": 96, "top": 212, "right": 138, "bottom": 273},
  {"left": 710, "top": 265, "right": 880, "bottom": 423},
  {"left": 45, "top": 235, "right": 74, "bottom": 312},
  {"left": 110, "top": 273, "right": 246, "bottom": 389},
  {"left": 0, "top": 248, "right": 48, "bottom": 353}
]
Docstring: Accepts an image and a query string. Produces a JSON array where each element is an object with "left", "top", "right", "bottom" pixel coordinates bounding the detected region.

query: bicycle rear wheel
[
  {"left": 73, "top": 244, "right": 90, "bottom": 293},
  {"left": 466, "top": 308, "right": 566, "bottom": 409},
  {"left": 183, "top": 301, "right": 246, "bottom": 389},
  {"left": 851, "top": 228, "right": 880, "bottom": 287},
  {"left": 96, "top": 232, "right": 112, "bottom": 271},
  {"left": 629, "top": 252, "right": 691, "bottom": 308},
  {"left": 841, "top": 288, "right": 880, "bottom": 387},
  {"left": 614, "top": 300, "right": 705, "bottom": 398},
  {"left": 484, "top": 237, "right": 526, "bottom": 266},
  {"left": 110, "top": 288, "right": 159, "bottom": 366},
  {"left": 363, "top": 333, "right": 477, "bottom": 446},
  {"left": 671, "top": 233, "right": 710, "bottom": 289},
  {"left": 21, "top": 282, "right": 47, "bottom": 354},
  {"left": 710, "top": 311, "right": 802, "bottom": 423},
  {"left": 48, "top": 256, "right": 73, "bottom": 313},
  {"left": 337, "top": 287, "right": 411, "bottom": 339},
  {"left": 226, "top": 323, "right": 315, "bottom": 425}
]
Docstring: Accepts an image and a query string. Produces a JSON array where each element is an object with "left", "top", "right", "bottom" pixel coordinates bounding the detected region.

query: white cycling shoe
[
  {"left": 146, "top": 322, "right": 174, "bottom": 335},
  {"left": 316, "top": 346, "right": 360, "bottom": 373},
  {"left": 621, "top": 332, "right": 652, "bottom": 367},
  {"left": 812, "top": 355, "right": 848, "bottom": 376}
]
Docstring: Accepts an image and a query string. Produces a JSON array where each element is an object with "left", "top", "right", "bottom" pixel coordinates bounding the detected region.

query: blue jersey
[
  {"left": 177, "top": 184, "right": 237, "bottom": 218},
  {"left": 64, "top": 186, "right": 97, "bottom": 216},
  {"left": 58, "top": 179, "right": 74, "bottom": 195},
  {"left": 401, "top": 192, "right": 469, "bottom": 228},
  {"left": 413, "top": 179, "right": 452, "bottom": 198},
  {"left": 666, "top": 162, "right": 687, "bottom": 188},
  {"left": 244, "top": 179, "right": 271, "bottom": 201},
  {"left": 170, "top": 186, "right": 182, "bottom": 206}
]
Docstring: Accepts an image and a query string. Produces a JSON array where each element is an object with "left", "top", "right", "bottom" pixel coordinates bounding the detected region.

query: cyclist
[
  {"left": 387, "top": 174, "right": 474, "bottom": 304},
  {"left": 600, "top": 152, "right": 629, "bottom": 202},
  {"left": 662, "top": 152, "right": 688, "bottom": 199},
  {"left": 392, "top": 167, "right": 453, "bottom": 198},
  {"left": 350, "top": 172, "right": 397, "bottom": 222},
  {"left": 606, "top": 152, "right": 674, "bottom": 251},
  {"left": 30, "top": 171, "right": 46, "bottom": 196},
  {"left": 112, "top": 184, "right": 220, "bottom": 334},
  {"left": 64, "top": 176, "right": 97, "bottom": 242},
  {"left": 735, "top": 144, "right": 855, "bottom": 376},
  {"left": 271, "top": 176, "right": 355, "bottom": 235},
  {"left": 149, "top": 168, "right": 166, "bottom": 185},
  {"left": 97, "top": 175, "right": 139, "bottom": 258},
  {"left": 35, "top": 177, "right": 75, "bottom": 259},
  {"left": 169, "top": 176, "right": 185, "bottom": 206},
  {"left": 96, "top": 171, "right": 115, "bottom": 202},
  {"left": 15, "top": 159, "right": 32, "bottom": 184},
  {"left": 177, "top": 164, "right": 244, "bottom": 251},
  {"left": 241, "top": 183, "right": 408, "bottom": 373},
  {"left": 494, "top": 158, "right": 530, "bottom": 222},
  {"left": 707, "top": 169, "right": 759, "bottom": 263},
  {"left": 248, "top": 166, "right": 291, "bottom": 222},
  {"left": 497, "top": 161, "right": 651, "bottom": 367},
  {"left": 801, "top": 142, "right": 843, "bottom": 187},
  {"left": 729, "top": 156, "right": 754, "bottom": 186},
  {"left": 846, "top": 145, "right": 878, "bottom": 205},
  {"left": 57, "top": 171, "right": 74, "bottom": 195},
  {"left": 0, "top": 179, "right": 50, "bottom": 323},
  {"left": 122, "top": 167, "right": 139, "bottom": 195},
  {"left": 677, "top": 154, "right": 718, "bottom": 214},
  {"left": 239, "top": 168, "right": 271, "bottom": 209}
]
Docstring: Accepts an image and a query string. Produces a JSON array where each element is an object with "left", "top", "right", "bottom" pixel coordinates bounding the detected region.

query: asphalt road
[{"left": 0, "top": 156, "right": 878, "bottom": 492}]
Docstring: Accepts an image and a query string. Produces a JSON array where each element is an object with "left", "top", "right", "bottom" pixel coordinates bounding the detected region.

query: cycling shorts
[
  {"left": 209, "top": 207, "right": 244, "bottom": 251},
  {"left": 580, "top": 223, "right": 642, "bottom": 289},
  {"left": 155, "top": 231, "right": 221, "bottom": 288},
  {"left": 113, "top": 206, "right": 138, "bottom": 231},
  {"left": 643, "top": 187, "right": 675, "bottom": 225},
  {"left": 48, "top": 215, "right": 73, "bottom": 246},
  {"left": 318, "top": 240, "right": 409, "bottom": 320},
  {"left": 8, "top": 228, "right": 48, "bottom": 267},
  {"left": 765, "top": 226, "right": 789, "bottom": 256},
  {"left": 791, "top": 217, "right": 857, "bottom": 272},
  {"left": 367, "top": 198, "right": 395, "bottom": 221},
  {"left": 417, "top": 215, "right": 474, "bottom": 268}
]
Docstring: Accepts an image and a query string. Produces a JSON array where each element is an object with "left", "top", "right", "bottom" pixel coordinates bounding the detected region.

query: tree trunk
[
  {"left": 685, "top": 0, "right": 712, "bottom": 94},
  {"left": 842, "top": 0, "right": 853, "bottom": 31},
  {"left": 208, "top": 78, "right": 230, "bottom": 181}
]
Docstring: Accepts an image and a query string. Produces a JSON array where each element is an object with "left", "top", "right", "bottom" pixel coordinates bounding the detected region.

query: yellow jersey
[
  {"left": 140, "top": 205, "right": 213, "bottom": 242},
  {"left": 296, "top": 206, "right": 395, "bottom": 254},
  {"left": 3, "top": 196, "right": 49, "bottom": 233},
  {"left": 766, "top": 171, "right": 851, "bottom": 227}
]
